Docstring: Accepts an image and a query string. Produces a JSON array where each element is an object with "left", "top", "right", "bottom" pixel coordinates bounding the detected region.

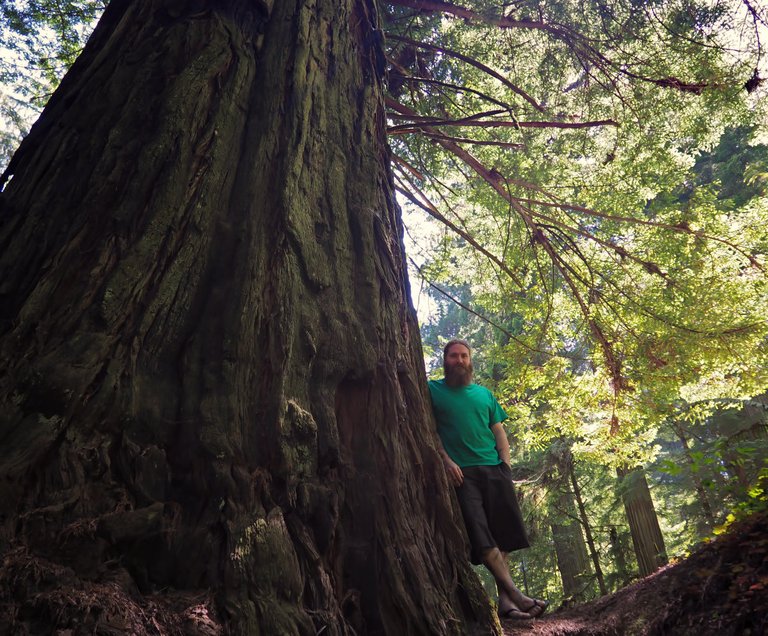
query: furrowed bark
[{"left": 0, "top": 1, "right": 494, "bottom": 634}]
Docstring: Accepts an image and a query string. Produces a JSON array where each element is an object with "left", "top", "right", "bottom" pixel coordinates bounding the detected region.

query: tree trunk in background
[
  {"left": 672, "top": 421, "right": 716, "bottom": 531},
  {"left": 617, "top": 467, "right": 668, "bottom": 578},
  {"left": 608, "top": 526, "right": 633, "bottom": 589},
  {"left": 718, "top": 402, "right": 768, "bottom": 491},
  {"left": 551, "top": 489, "right": 591, "bottom": 599},
  {"left": 569, "top": 461, "right": 607, "bottom": 596},
  {"left": 0, "top": 1, "right": 494, "bottom": 634}
]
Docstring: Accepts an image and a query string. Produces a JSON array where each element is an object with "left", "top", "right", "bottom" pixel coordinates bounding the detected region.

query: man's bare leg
[{"left": 482, "top": 548, "right": 545, "bottom": 617}]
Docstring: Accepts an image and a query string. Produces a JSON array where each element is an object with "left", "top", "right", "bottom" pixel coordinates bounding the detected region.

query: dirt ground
[
  {"left": 500, "top": 511, "right": 768, "bottom": 636},
  {"left": 1, "top": 511, "right": 765, "bottom": 635}
]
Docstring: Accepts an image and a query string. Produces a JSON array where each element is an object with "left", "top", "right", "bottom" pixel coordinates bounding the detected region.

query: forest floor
[
  {"left": 500, "top": 510, "right": 768, "bottom": 636},
  {"left": 2, "top": 510, "right": 765, "bottom": 634}
]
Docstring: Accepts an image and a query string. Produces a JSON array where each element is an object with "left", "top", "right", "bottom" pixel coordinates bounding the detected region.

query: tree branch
[
  {"left": 388, "top": 1, "right": 718, "bottom": 95},
  {"left": 393, "top": 168, "right": 524, "bottom": 289},
  {"left": 387, "top": 113, "right": 619, "bottom": 133},
  {"left": 408, "top": 257, "right": 563, "bottom": 358},
  {"left": 391, "top": 98, "right": 629, "bottom": 396},
  {"left": 386, "top": 33, "right": 546, "bottom": 112},
  {"left": 387, "top": 70, "right": 516, "bottom": 112},
  {"left": 420, "top": 131, "right": 525, "bottom": 149},
  {"left": 514, "top": 194, "right": 764, "bottom": 272},
  {"left": 388, "top": 0, "right": 583, "bottom": 38}
]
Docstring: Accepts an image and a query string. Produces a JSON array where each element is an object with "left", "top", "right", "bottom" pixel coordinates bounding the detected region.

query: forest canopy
[
  {"left": 379, "top": 0, "right": 768, "bottom": 605},
  {"left": 381, "top": 0, "right": 768, "bottom": 444}
]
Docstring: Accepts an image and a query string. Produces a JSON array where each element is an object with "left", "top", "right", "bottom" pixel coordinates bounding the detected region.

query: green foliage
[
  {"left": 0, "top": 0, "right": 104, "bottom": 167},
  {"left": 418, "top": 122, "right": 768, "bottom": 455},
  {"left": 746, "top": 465, "right": 768, "bottom": 507},
  {"left": 401, "top": 2, "right": 767, "bottom": 435},
  {"left": 713, "top": 463, "right": 768, "bottom": 535}
]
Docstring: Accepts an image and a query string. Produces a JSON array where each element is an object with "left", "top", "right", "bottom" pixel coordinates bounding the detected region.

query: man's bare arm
[
  {"left": 491, "top": 422, "right": 510, "bottom": 465},
  {"left": 436, "top": 437, "right": 464, "bottom": 486}
]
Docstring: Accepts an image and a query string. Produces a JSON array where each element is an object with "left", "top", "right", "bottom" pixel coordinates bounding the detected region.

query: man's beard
[{"left": 445, "top": 361, "right": 473, "bottom": 386}]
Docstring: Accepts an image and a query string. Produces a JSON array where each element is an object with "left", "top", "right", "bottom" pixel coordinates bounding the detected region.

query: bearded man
[{"left": 428, "top": 339, "right": 548, "bottom": 620}]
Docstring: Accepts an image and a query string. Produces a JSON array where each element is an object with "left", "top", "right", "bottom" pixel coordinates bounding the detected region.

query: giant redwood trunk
[{"left": 0, "top": 1, "right": 494, "bottom": 634}]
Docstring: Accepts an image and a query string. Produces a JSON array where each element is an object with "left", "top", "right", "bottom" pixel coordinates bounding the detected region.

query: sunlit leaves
[
  {"left": 404, "top": 2, "right": 767, "bottom": 465},
  {"left": 0, "top": 0, "right": 104, "bottom": 167}
]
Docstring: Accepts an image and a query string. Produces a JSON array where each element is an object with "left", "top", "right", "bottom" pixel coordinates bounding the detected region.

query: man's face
[{"left": 444, "top": 344, "right": 473, "bottom": 386}]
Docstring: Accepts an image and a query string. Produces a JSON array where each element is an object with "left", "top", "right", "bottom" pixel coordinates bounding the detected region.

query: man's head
[{"left": 443, "top": 339, "right": 473, "bottom": 386}]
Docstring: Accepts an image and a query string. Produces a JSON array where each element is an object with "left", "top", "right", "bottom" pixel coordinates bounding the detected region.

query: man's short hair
[{"left": 443, "top": 338, "right": 471, "bottom": 359}]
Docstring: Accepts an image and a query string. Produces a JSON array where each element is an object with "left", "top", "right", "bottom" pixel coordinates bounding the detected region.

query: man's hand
[{"left": 443, "top": 457, "right": 464, "bottom": 486}]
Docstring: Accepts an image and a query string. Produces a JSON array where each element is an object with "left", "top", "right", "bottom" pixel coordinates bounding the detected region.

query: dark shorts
[{"left": 455, "top": 463, "right": 530, "bottom": 564}]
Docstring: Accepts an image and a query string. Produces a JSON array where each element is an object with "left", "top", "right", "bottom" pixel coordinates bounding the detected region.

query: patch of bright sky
[
  {"left": 0, "top": 29, "right": 52, "bottom": 157},
  {"left": 401, "top": 195, "right": 442, "bottom": 325}
]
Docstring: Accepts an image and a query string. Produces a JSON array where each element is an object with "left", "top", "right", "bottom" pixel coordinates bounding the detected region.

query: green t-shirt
[{"left": 428, "top": 379, "right": 508, "bottom": 467}]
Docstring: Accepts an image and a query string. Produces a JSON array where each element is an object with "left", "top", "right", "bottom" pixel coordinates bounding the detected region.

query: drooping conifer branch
[
  {"left": 388, "top": 0, "right": 719, "bottom": 95},
  {"left": 519, "top": 199, "right": 767, "bottom": 336},
  {"left": 545, "top": 243, "right": 629, "bottom": 396},
  {"left": 408, "top": 256, "right": 569, "bottom": 358},
  {"left": 522, "top": 206, "right": 671, "bottom": 282},
  {"left": 514, "top": 195, "right": 765, "bottom": 272},
  {"left": 387, "top": 70, "right": 516, "bottom": 112},
  {"left": 419, "top": 131, "right": 525, "bottom": 149},
  {"left": 589, "top": 253, "right": 761, "bottom": 337},
  {"left": 385, "top": 33, "right": 546, "bottom": 112},
  {"left": 392, "top": 98, "right": 630, "bottom": 396},
  {"left": 388, "top": 0, "right": 589, "bottom": 38},
  {"left": 387, "top": 113, "right": 619, "bottom": 133},
  {"left": 391, "top": 152, "right": 425, "bottom": 181},
  {"left": 408, "top": 257, "right": 517, "bottom": 340},
  {"left": 534, "top": 225, "right": 668, "bottom": 339},
  {"left": 393, "top": 166, "right": 524, "bottom": 288},
  {"left": 388, "top": 93, "right": 765, "bottom": 406},
  {"left": 509, "top": 200, "right": 762, "bottom": 338}
]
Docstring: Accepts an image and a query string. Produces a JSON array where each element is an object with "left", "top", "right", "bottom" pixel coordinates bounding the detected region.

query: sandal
[{"left": 521, "top": 598, "right": 549, "bottom": 617}]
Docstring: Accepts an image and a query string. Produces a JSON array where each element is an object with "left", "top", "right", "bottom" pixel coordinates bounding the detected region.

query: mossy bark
[{"left": 0, "top": 1, "right": 495, "bottom": 633}]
